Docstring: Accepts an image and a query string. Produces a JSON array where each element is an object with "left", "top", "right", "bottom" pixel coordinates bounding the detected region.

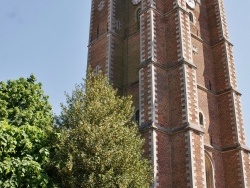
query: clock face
[
  {"left": 186, "top": 0, "right": 195, "bottom": 9},
  {"left": 132, "top": 0, "right": 141, "bottom": 5}
]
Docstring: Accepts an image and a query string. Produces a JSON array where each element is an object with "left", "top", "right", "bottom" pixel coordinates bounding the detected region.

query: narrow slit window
[
  {"left": 97, "top": 25, "right": 99, "bottom": 37},
  {"left": 95, "top": 65, "right": 100, "bottom": 75},
  {"left": 135, "top": 109, "right": 140, "bottom": 123},
  {"left": 199, "top": 112, "right": 204, "bottom": 125},
  {"left": 209, "top": 80, "right": 212, "bottom": 90}
]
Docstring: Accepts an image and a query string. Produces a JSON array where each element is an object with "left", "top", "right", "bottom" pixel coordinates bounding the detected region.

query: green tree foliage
[
  {"left": 0, "top": 75, "right": 52, "bottom": 128},
  {"left": 0, "top": 75, "right": 54, "bottom": 188},
  {"left": 54, "top": 72, "right": 152, "bottom": 188}
]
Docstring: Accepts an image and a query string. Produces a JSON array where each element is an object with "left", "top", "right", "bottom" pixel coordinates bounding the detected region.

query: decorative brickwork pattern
[
  {"left": 139, "top": 64, "right": 159, "bottom": 125},
  {"left": 193, "top": 132, "right": 206, "bottom": 187},
  {"left": 179, "top": 64, "right": 199, "bottom": 125},
  {"left": 154, "top": 67, "right": 168, "bottom": 127},
  {"left": 139, "top": 66, "right": 150, "bottom": 124},
  {"left": 140, "top": 2, "right": 157, "bottom": 62},
  {"left": 106, "top": 0, "right": 116, "bottom": 81},
  {"left": 228, "top": 93, "right": 239, "bottom": 144},
  {"left": 225, "top": 42, "right": 238, "bottom": 89},
  {"left": 185, "top": 131, "right": 195, "bottom": 187},
  {"left": 244, "top": 152, "right": 250, "bottom": 187},
  {"left": 186, "top": 66, "right": 199, "bottom": 124},
  {"left": 140, "top": 13, "right": 146, "bottom": 62},
  {"left": 214, "top": 42, "right": 238, "bottom": 91},
  {"left": 139, "top": 63, "right": 159, "bottom": 187},
  {"left": 179, "top": 65, "right": 189, "bottom": 123},
  {"left": 238, "top": 150, "right": 247, "bottom": 188},
  {"left": 87, "top": 0, "right": 250, "bottom": 187},
  {"left": 240, "top": 150, "right": 249, "bottom": 187},
  {"left": 106, "top": 34, "right": 114, "bottom": 80},
  {"left": 214, "top": 0, "right": 229, "bottom": 40},
  {"left": 232, "top": 93, "right": 246, "bottom": 145},
  {"left": 175, "top": 10, "right": 184, "bottom": 62},
  {"left": 139, "top": 69, "right": 145, "bottom": 124},
  {"left": 149, "top": 129, "right": 158, "bottom": 188},
  {"left": 89, "top": 1, "right": 95, "bottom": 44},
  {"left": 174, "top": 1, "right": 193, "bottom": 63},
  {"left": 200, "top": 135, "right": 206, "bottom": 187},
  {"left": 87, "top": 1, "right": 95, "bottom": 65},
  {"left": 148, "top": 64, "right": 158, "bottom": 124}
]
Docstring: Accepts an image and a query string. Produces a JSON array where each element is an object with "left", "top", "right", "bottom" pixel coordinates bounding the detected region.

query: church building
[{"left": 87, "top": 0, "right": 250, "bottom": 187}]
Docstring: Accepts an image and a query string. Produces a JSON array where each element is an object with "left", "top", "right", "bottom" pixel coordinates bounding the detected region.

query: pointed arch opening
[
  {"left": 189, "top": 12, "right": 194, "bottom": 23},
  {"left": 205, "top": 154, "right": 215, "bottom": 188}
]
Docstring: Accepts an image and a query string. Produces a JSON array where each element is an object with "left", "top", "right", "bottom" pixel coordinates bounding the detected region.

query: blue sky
[{"left": 0, "top": 1, "right": 249, "bottom": 144}]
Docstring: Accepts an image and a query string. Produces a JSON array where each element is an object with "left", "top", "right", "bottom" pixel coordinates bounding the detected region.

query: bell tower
[{"left": 87, "top": 0, "right": 250, "bottom": 187}]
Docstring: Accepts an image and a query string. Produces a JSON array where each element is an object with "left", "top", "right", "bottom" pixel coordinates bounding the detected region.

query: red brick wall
[
  {"left": 87, "top": 0, "right": 250, "bottom": 187},
  {"left": 223, "top": 150, "right": 242, "bottom": 188},
  {"left": 206, "top": 0, "right": 221, "bottom": 45},
  {"left": 88, "top": 37, "right": 109, "bottom": 73},
  {"left": 168, "top": 68, "right": 183, "bottom": 128},
  {"left": 155, "top": 67, "right": 169, "bottom": 127},
  {"left": 193, "top": 132, "right": 204, "bottom": 187},
  {"left": 111, "top": 35, "right": 124, "bottom": 87},
  {"left": 126, "top": 33, "right": 140, "bottom": 84},
  {"left": 198, "top": 90, "right": 221, "bottom": 147},
  {"left": 154, "top": 13, "right": 166, "bottom": 65},
  {"left": 206, "top": 149, "right": 226, "bottom": 188},
  {"left": 156, "top": 131, "right": 172, "bottom": 187},
  {"left": 89, "top": 0, "right": 109, "bottom": 42},
  {"left": 165, "top": 12, "right": 179, "bottom": 66},
  {"left": 242, "top": 151, "right": 250, "bottom": 187},
  {"left": 217, "top": 93, "right": 236, "bottom": 148},
  {"left": 171, "top": 131, "right": 189, "bottom": 187}
]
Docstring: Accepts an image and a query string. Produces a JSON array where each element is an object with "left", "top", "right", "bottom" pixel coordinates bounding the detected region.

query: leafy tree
[
  {"left": 54, "top": 72, "right": 152, "bottom": 188},
  {"left": 0, "top": 75, "right": 54, "bottom": 188},
  {"left": 0, "top": 75, "right": 52, "bottom": 128}
]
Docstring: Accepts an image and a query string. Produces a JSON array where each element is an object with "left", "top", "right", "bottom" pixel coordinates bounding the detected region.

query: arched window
[
  {"left": 189, "top": 12, "right": 194, "bottom": 23},
  {"left": 205, "top": 154, "right": 215, "bottom": 188},
  {"left": 135, "top": 109, "right": 140, "bottom": 123},
  {"left": 199, "top": 112, "right": 204, "bottom": 125}
]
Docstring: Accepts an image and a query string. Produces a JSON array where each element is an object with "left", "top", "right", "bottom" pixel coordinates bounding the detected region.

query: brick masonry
[{"left": 87, "top": 0, "right": 250, "bottom": 187}]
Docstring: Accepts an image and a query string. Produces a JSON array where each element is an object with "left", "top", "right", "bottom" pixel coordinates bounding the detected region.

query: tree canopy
[
  {"left": 0, "top": 74, "right": 52, "bottom": 128},
  {"left": 0, "top": 75, "right": 54, "bottom": 188},
  {"left": 54, "top": 72, "right": 152, "bottom": 188}
]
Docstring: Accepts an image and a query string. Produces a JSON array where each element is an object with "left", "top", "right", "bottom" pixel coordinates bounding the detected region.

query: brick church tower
[{"left": 87, "top": 0, "right": 250, "bottom": 187}]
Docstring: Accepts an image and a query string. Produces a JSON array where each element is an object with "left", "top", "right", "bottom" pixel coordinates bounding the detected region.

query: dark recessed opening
[
  {"left": 199, "top": 112, "right": 204, "bottom": 125},
  {"left": 135, "top": 109, "right": 140, "bottom": 123},
  {"left": 189, "top": 12, "right": 194, "bottom": 23}
]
